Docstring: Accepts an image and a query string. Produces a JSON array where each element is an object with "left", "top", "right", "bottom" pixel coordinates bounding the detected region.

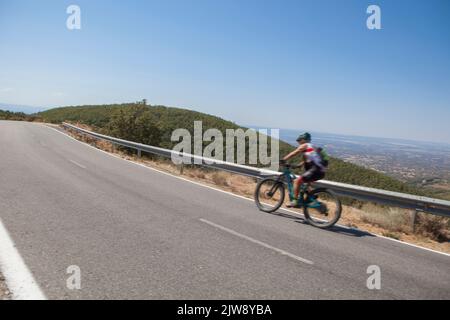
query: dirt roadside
[{"left": 0, "top": 272, "right": 11, "bottom": 300}]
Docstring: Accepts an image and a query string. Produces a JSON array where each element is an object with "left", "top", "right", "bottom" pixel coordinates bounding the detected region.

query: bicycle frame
[
  {"left": 277, "top": 166, "right": 308, "bottom": 201},
  {"left": 282, "top": 167, "right": 296, "bottom": 201}
]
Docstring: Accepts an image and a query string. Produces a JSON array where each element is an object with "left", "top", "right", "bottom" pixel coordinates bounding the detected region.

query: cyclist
[{"left": 281, "top": 132, "right": 326, "bottom": 208}]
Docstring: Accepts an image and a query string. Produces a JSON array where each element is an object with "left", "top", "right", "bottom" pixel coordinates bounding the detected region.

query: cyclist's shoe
[
  {"left": 306, "top": 196, "right": 321, "bottom": 208},
  {"left": 307, "top": 200, "right": 322, "bottom": 208},
  {"left": 306, "top": 197, "right": 328, "bottom": 215}
]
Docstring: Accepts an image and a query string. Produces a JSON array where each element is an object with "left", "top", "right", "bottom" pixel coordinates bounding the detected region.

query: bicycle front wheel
[
  {"left": 303, "top": 188, "right": 341, "bottom": 228},
  {"left": 254, "top": 178, "right": 285, "bottom": 213}
]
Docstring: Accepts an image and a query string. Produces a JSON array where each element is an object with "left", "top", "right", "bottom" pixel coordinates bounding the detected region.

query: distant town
[{"left": 279, "top": 128, "right": 450, "bottom": 191}]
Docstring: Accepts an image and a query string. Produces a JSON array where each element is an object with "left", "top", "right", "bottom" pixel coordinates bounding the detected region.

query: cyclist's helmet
[{"left": 296, "top": 132, "right": 311, "bottom": 142}]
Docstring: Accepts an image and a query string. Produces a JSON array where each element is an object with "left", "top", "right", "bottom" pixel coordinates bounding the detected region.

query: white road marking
[
  {"left": 199, "top": 218, "right": 314, "bottom": 265},
  {"left": 0, "top": 219, "right": 47, "bottom": 300},
  {"left": 45, "top": 124, "right": 450, "bottom": 258},
  {"left": 69, "top": 159, "right": 86, "bottom": 169}
]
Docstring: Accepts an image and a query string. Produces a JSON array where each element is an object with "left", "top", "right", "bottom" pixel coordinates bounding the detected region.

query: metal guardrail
[{"left": 62, "top": 122, "right": 450, "bottom": 219}]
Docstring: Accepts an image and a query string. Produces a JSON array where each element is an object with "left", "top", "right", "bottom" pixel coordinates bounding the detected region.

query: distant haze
[
  {"left": 276, "top": 127, "right": 450, "bottom": 149},
  {"left": 0, "top": 103, "right": 47, "bottom": 114}
]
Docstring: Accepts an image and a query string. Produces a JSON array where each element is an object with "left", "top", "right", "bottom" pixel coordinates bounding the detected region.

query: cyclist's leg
[
  {"left": 293, "top": 176, "right": 304, "bottom": 200},
  {"left": 287, "top": 169, "right": 312, "bottom": 207},
  {"left": 288, "top": 164, "right": 322, "bottom": 207},
  {"left": 286, "top": 176, "right": 304, "bottom": 207},
  {"left": 303, "top": 168, "right": 325, "bottom": 206}
]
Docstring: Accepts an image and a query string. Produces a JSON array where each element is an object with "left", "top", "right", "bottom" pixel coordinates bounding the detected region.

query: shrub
[{"left": 416, "top": 214, "right": 449, "bottom": 242}]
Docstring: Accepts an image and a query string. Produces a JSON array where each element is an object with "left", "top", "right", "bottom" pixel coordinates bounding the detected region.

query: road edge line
[{"left": 0, "top": 219, "right": 47, "bottom": 300}]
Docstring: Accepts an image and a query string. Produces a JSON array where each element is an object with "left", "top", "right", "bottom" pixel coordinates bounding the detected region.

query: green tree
[{"left": 107, "top": 105, "right": 161, "bottom": 146}]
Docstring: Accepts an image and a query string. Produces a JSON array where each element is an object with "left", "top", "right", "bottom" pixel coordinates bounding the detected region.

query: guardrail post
[
  {"left": 179, "top": 163, "right": 184, "bottom": 175},
  {"left": 411, "top": 210, "right": 418, "bottom": 233},
  {"left": 137, "top": 149, "right": 141, "bottom": 158}
]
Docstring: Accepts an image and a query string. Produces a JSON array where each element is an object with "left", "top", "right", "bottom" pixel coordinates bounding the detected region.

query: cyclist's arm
[{"left": 283, "top": 144, "right": 307, "bottom": 161}]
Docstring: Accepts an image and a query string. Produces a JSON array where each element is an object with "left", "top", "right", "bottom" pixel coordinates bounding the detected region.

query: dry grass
[
  {"left": 211, "top": 172, "right": 229, "bottom": 187},
  {"left": 59, "top": 124, "right": 450, "bottom": 254},
  {"left": 359, "top": 204, "right": 411, "bottom": 234},
  {"left": 355, "top": 203, "right": 449, "bottom": 243}
]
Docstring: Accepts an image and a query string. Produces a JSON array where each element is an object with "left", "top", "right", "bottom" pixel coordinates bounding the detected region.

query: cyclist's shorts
[{"left": 301, "top": 165, "right": 325, "bottom": 183}]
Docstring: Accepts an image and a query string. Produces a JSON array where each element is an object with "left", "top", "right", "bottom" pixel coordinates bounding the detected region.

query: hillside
[{"left": 38, "top": 103, "right": 426, "bottom": 196}]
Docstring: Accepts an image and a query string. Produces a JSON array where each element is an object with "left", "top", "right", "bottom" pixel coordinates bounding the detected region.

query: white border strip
[
  {"left": 45, "top": 124, "right": 450, "bottom": 258},
  {"left": 0, "top": 219, "right": 47, "bottom": 300}
]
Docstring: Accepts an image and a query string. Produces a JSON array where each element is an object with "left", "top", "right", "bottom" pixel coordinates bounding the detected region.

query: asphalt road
[{"left": 0, "top": 120, "right": 449, "bottom": 299}]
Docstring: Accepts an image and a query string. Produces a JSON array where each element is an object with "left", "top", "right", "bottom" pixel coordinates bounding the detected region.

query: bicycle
[{"left": 254, "top": 163, "right": 342, "bottom": 228}]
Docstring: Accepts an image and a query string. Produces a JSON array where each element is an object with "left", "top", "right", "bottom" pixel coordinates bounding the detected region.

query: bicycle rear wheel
[
  {"left": 303, "top": 188, "right": 341, "bottom": 228},
  {"left": 254, "top": 178, "right": 285, "bottom": 213}
]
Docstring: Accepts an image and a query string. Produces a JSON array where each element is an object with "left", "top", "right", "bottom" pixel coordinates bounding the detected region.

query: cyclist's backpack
[{"left": 315, "top": 147, "right": 330, "bottom": 168}]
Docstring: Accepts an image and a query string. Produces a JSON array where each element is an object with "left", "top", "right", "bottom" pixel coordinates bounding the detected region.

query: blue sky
[{"left": 0, "top": 0, "right": 449, "bottom": 143}]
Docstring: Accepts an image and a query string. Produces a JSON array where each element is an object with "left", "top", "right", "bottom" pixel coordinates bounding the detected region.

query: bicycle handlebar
[{"left": 280, "top": 162, "right": 303, "bottom": 170}]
